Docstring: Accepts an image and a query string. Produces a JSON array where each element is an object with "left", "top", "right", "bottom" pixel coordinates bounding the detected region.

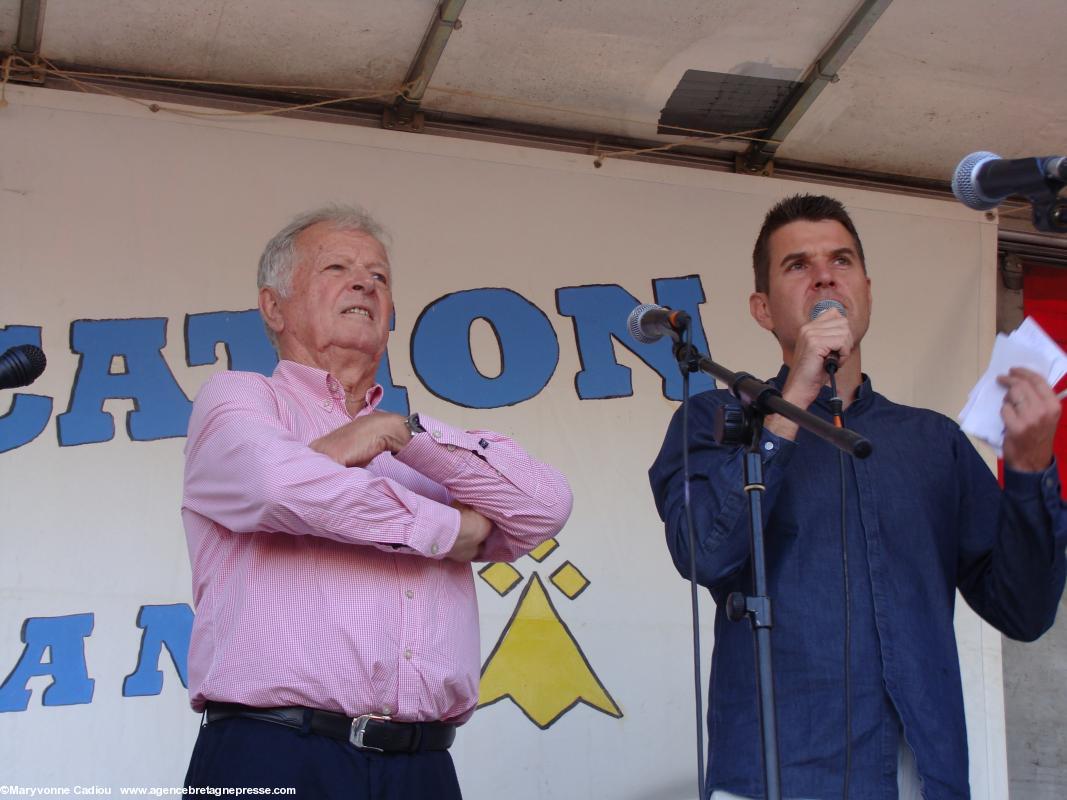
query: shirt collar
[
  {"left": 769, "top": 364, "right": 875, "bottom": 413},
  {"left": 272, "top": 359, "right": 384, "bottom": 410}
]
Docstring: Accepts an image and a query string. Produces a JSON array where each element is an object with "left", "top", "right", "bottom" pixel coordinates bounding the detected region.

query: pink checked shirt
[{"left": 182, "top": 360, "right": 572, "bottom": 723}]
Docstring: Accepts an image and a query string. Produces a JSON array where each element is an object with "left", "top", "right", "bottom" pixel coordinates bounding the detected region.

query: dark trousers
[{"left": 184, "top": 716, "right": 463, "bottom": 800}]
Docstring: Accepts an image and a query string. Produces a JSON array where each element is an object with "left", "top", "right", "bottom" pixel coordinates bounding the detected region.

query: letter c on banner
[{"left": 410, "top": 288, "right": 559, "bottom": 408}]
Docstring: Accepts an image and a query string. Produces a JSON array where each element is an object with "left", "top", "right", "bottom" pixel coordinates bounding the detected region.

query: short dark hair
[{"left": 752, "top": 194, "right": 866, "bottom": 294}]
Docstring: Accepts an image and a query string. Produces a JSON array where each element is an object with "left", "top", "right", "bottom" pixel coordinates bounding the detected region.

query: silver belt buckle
[{"left": 349, "top": 713, "right": 390, "bottom": 751}]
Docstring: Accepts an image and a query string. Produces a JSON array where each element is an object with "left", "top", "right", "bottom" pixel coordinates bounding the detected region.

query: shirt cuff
[
  {"left": 401, "top": 496, "right": 461, "bottom": 560},
  {"left": 757, "top": 426, "right": 796, "bottom": 467},
  {"left": 394, "top": 413, "right": 484, "bottom": 484},
  {"left": 1004, "top": 458, "right": 1062, "bottom": 508}
]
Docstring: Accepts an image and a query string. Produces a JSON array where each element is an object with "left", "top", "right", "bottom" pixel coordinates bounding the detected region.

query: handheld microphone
[
  {"left": 952, "top": 151, "right": 1067, "bottom": 211},
  {"left": 810, "top": 299, "right": 846, "bottom": 374},
  {"left": 0, "top": 344, "right": 47, "bottom": 390},
  {"left": 628, "top": 304, "right": 691, "bottom": 344}
]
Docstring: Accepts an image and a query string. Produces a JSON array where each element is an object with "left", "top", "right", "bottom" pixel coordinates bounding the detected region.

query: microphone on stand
[
  {"left": 810, "top": 299, "right": 846, "bottom": 375},
  {"left": 0, "top": 344, "right": 47, "bottom": 390},
  {"left": 627, "top": 304, "right": 691, "bottom": 344},
  {"left": 951, "top": 151, "right": 1067, "bottom": 232},
  {"left": 951, "top": 151, "right": 1066, "bottom": 211}
]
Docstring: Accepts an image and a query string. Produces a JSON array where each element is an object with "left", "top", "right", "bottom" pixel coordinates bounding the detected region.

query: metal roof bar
[
  {"left": 15, "top": 0, "right": 47, "bottom": 57},
  {"left": 741, "top": 0, "right": 893, "bottom": 174},
  {"left": 384, "top": 0, "right": 466, "bottom": 131}
]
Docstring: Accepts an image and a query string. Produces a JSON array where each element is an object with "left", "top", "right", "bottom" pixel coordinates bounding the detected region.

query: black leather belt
[{"left": 204, "top": 702, "right": 457, "bottom": 753}]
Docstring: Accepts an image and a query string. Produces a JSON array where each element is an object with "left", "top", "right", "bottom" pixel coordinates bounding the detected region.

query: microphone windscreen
[
  {"left": 951, "top": 150, "right": 1000, "bottom": 211},
  {"left": 21, "top": 345, "right": 47, "bottom": 380},
  {"left": 0, "top": 344, "right": 47, "bottom": 390},
  {"left": 627, "top": 303, "right": 662, "bottom": 344},
  {"left": 810, "top": 299, "right": 846, "bottom": 321}
]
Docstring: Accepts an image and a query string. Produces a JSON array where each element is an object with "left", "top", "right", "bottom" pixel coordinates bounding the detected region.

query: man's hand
[
  {"left": 310, "top": 412, "right": 411, "bottom": 468},
  {"left": 782, "top": 307, "right": 854, "bottom": 407},
  {"left": 999, "top": 367, "right": 1061, "bottom": 473},
  {"left": 446, "top": 501, "right": 492, "bottom": 562},
  {"left": 766, "top": 307, "right": 854, "bottom": 440}
]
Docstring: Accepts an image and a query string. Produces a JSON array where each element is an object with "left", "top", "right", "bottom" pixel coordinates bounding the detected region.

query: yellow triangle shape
[{"left": 478, "top": 573, "right": 621, "bottom": 728}]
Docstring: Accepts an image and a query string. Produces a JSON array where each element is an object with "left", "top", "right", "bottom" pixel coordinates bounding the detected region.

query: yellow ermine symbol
[{"left": 478, "top": 572, "right": 621, "bottom": 728}]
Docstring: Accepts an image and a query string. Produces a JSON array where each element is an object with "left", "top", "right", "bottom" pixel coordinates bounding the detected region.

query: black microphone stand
[{"left": 674, "top": 337, "right": 871, "bottom": 800}]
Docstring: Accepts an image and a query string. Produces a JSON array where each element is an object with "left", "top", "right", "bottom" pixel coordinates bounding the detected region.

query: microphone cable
[
  {"left": 827, "top": 369, "right": 853, "bottom": 800},
  {"left": 680, "top": 322, "right": 706, "bottom": 800}
]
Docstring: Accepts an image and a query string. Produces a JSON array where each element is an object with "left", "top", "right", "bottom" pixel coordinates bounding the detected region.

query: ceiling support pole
[
  {"left": 15, "top": 0, "right": 46, "bottom": 57},
  {"left": 383, "top": 0, "right": 466, "bottom": 132},
  {"left": 740, "top": 0, "right": 893, "bottom": 175},
  {"left": 3, "top": 0, "right": 47, "bottom": 84}
]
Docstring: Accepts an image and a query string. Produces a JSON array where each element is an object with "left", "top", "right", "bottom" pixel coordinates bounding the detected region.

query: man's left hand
[
  {"left": 310, "top": 413, "right": 411, "bottom": 468},
  {"left": 999, "top": 367, "right": 1062, "bottom": 472}
]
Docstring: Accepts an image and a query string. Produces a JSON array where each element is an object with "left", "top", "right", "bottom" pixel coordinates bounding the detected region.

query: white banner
[{"left": 0, "top": 85, "right": 1000, "bottom": 799}]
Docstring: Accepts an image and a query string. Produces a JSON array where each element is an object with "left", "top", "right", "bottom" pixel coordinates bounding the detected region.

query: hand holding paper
[{"left": 959, "top": 317, "right": 1065, "bottom": 468}]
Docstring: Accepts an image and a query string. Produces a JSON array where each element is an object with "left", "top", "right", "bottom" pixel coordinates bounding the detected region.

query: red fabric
[{"left": 1022, "top": 263, "right": 1067, "bottom": 498}]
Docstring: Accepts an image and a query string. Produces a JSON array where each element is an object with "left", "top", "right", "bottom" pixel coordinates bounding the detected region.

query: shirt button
[
  {"left": 381, "top": 705, "right": 391, "bottom": 715},
  {"left": 430, "top": 543, "right": 439, "bottom": 555},
  {"left": 403, "top": 648, "right": 412, "bottom": 660},
  {"left": 432, "top": 430, "right": 443, "bottom": 439},
  {"left": 404, "top": 589, "right": 414, "bottom": 599},
  {"left": 446, "top": 444, "right": 456, "bottom": 452},
  {"left": 763, "top": 441, "right": 774, "bottom": 451},
  {"left": 321, "top": 399, "right": 332, "bottom": 410}
]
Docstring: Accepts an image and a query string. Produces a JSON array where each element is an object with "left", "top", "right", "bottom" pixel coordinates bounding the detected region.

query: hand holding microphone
[
  {"left": 776, "top": 299, "right": 852, "bottom": 414},
  {"left": 810, "top": 299, "right": 847, "bottom": 374},
  {"left": 756, "top": 301, "right": 852, "bottom": 442}
]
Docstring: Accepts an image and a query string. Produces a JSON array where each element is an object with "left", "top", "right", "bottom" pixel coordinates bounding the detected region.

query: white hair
[{"left": 257, "top": 204, "right": 391, "bottom": 349}]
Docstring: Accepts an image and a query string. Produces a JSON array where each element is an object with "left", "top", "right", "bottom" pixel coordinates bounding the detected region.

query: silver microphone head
[
  {"left": 951, "top": 150, "right": 1001, "bottom": 211},
  {"left": 628, "top": 303, "right": 663, "bottom": 344},
  {"left": 810, "top": 299, "right": 846, "bottom": 321}
]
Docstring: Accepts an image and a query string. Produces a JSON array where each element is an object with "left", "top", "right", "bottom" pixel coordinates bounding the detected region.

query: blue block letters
[{"left": 0, "top": 614, "right": 95, "bottom": 712}]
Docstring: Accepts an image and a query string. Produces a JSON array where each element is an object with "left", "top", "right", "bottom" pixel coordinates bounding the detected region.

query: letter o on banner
[{"left": 411, "top": 288, "right": 559, "bottom": 408}]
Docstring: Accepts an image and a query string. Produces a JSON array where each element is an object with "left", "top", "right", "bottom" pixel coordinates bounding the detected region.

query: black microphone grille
[
  {"left": 21, "top": 344, "right": 47, "bottom": 375},
  {"left": 2, "top": 344, "right": 47, "bottom": 388},
  {"left": 810, "top": 299, "right": 846, "bottom": 321}
]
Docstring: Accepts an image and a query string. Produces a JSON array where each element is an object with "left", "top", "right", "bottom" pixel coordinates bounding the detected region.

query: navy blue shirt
[{"left": 648, "top": 368, "right": 1067, "bottom": 800}]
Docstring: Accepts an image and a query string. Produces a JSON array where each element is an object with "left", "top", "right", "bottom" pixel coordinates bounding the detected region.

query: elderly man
[
  {"left": 650, "top": 194, "right": 1067, "bottom": 799},
  {"left": 182, "top": 206, "right": 572, "bottom": 798}
]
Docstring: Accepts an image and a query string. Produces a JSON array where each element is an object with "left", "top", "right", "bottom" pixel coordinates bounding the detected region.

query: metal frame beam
[
  {"left": 15, "top": 0, "right": 47, "bottom": 57},
  {"left": 383, "top": 0, "right": 466, "bottom": 131},
  {"left": 741, "top": 0, "right": 893, "bottom": 174}
]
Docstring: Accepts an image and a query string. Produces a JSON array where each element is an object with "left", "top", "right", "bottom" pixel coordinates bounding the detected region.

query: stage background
[{"left": 0, "top": 85, "right": 1000, "bottom": 798}]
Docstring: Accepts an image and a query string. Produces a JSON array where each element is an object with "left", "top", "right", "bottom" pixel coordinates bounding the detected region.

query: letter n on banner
[
  {"left": 556, "top": 276, "right": 715, "bottom": 399},
  {"left": 123, "top": 604, "right": 193, "bottom": 697}
]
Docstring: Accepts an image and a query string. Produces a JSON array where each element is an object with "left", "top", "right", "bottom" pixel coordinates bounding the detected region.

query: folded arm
[{"left": 183, "top": 373, "right": 460, "bottom": 559}]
